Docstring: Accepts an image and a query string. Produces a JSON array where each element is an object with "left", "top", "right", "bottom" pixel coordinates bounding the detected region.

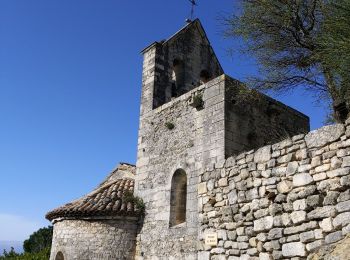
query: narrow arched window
[
  {"left": 200, "top": 69, "right": 211, "bottom": 84},
  {"left": 172, "top": 59, "right": 185, "bottom": 96},
  {"left": 169, "top": 169, "right": 187, "bottom": 227},
  {"left": 55, "top": 251, "right": 64, "bottom": 260}
]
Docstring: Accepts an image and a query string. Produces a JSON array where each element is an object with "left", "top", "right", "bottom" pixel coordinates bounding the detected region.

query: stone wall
[
  {"left": 50, "top": 217, "right": 138, "bottom": 260},
  {"left": 135, "top": 76, "right": 227, "bottom": 260},
  {"left": 224, "top": 77, "right": 309, "bottom": 156},
  {"left": 140, "top": 19, "right": 223, "bottom": 111},
  {"left": 198, "top": 120, "right": 350, "bottom": 259}
]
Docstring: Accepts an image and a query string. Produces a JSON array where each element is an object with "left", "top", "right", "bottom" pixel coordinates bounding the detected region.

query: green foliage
[
  {"left": 0, "top": 226, "right": 52, "bottom": 260},
  {"left": 191, "top": 94, "right": 204, "bottom": 109},
  {"left": 0, "top": 247, "right": 50, "bottom": 260},
  {"left": 224, "top": 0, "right": 350, "bottom": 122},
  {"left": 23, "top": 226, "right": 53, "bottom": 254},
  {"left": 123, "top": 191, "right": 145, "bottom": 214},
  {"left": 165, "top": 122, "right": 175, "bottom": 130},
  {"left": 318, "top": 0, "right": 350, "bottom": 118}
]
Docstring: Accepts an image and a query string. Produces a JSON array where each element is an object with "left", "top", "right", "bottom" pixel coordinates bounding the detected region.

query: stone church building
[{"left": 47, "top": 19, "right": 350, "bottom": 260}]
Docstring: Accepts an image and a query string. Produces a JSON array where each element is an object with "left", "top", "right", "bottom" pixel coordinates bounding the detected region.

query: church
[{"left": 47, "top": 19, "right": 350, "bottom": 260}]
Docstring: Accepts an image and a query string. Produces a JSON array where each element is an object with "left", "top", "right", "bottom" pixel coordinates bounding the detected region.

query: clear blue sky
[{"left": 0, "top": 0, "right": 327, "bottom": 242}]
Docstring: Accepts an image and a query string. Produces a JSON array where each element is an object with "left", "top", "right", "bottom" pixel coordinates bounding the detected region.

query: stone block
[
  {"left": 218, "top": 178, "right": 228, "bottom": 187},
  {"left": 336, "top": 200, "right": 350, "bottom": 212},
  {"left": 254, "top": 145, "right": 271, "bottom": 163},
  {"left": 305, "top": 124, "right": 345, "bottom": 148},
  {"left": 306, "top": 195, "right": 322, "bottom": 208},
  {"left": 325, "top": 231, "right": 343, "bottom": 244},
  {"left": 253, "top": 216, "right": 274, "bottom": 232},
  {"left": 198, "top": 183, "right": 207, "bottom": 195},
  {"left": 263, "top": 240, "right": 280, "bottom": 251},
  {"left": 293, "top": 199, "right": 307, "bottom": 211},
  {"left": 313, "top": 172, "right": 327, "bottom": 182},
  {"left": 338, "top": 190, "right": 350, "bottom": 202},
  {"left": 293, "top": 173, "right": 313, "bottom": 187},
  {"left": 298, "top": 164, "right": 312, "bottom": 173},
  {"left": 331, "top": 157, "right": 342, "bottom": 169},
  {"left": 306, "top": 240, "right": 324, "bottom": 252},
  {"left": 227, "top": 190, "right": 238, "bottom": 205},
  {"left": 277, "top": 180, "right": 293, "bottom": 194},
  {"left": 326, "top": 168, "right": 350, "bottom": 178},
  {"left": 282, "top": 242, "right": 306, "bottom": 257},
  {"left": 320, "top": 217, "right": 333, "bottom": 232},
  {"left": 299, "top": 231, "right": 314, "bottom": 243},
  {"left": 277, "top": 154, "right": 293, "bottom": 164},
  {"left": 340, "top": 175, "right": 350, "bottom": 186},
  {"left": 342, "top": 224, "right": 350, "bottom": 235},
  {"left": 290, "top": 211, "right": 307, "bottom": 224},
  {"left": 307, "top": 206, "right": 336, "bottom": 219},
  {"left": 259, "top": 253, "right": 272, "bottom": 260},
  {"left": 323, "top": 191, "right": 339, "bottom": 205},
  {"left": 268, "top": 228, "right": 283, "bottom": 240},
  {"left": 311, "top": 156, "right": 321, "bottom": 168},
  {"left": 342, "top": 156, "right": 350, "bottom": 167},
  {"left": 333, "top": 212, "right": 350, "bottom": 228},
  {"left": 286, "top": 161, "right": 299, "bottom": 175},
  {"left": 315, "top": 164, "right": 330, "bottom": 173}
]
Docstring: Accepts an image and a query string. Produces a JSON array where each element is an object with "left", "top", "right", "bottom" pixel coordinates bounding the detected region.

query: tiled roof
[{"left": 46, "top": 164, "right": 142, "bottom": 221}]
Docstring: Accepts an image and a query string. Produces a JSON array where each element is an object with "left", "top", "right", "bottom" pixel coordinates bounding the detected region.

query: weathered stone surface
[
  {"left": 227, "top": 190, "right": 238, "bottom": 205},
  {"left": 254, "top": 145, "right": 271, "bottom": 163},
  {"left": 325, "top": 231, "right": 343, "bottom": 244},
  {"left": 286, "top": 161, "right": 299, "bottom": 175},
  {"left": 254, "top": 216, "right": 274, "bottom": 232},
  {"left": 300, "top": 231, "right": 314, "bottom": 243},
  {"left": 333, "top": 212, "right": 350, "bottom": 228},
  {"left": 198, "top": 182, "right": 207, "bottom": 194},
  {"left": 293, "top": 199, "right": 307, "bottom": 211},
  {"left": 343, "top": 156, "right": 350, "bottom": 167},
  {"left": 277, "top": 180, "right": 293, "bottom": 194},
  {"left": 305, "top": 124, "right": 345, "bottom": 148},
  {"left": 326, "top": 168, "right": 350, "bottom": 178},
  {"left": 293, "top": 173, "right": 314, "bottom": 187},
  {"left": 259, "top": 253, "right": 272, "bottom": 260},
  {"left": 197, "top": 251, "right": 210, "bottom": 260},
  {"left": 307, "top": 206, "right": 336, "bottom": 219},
  {"left": 282, "top": 242, "right": 306, "bottom": 257},
  {"left": 306, "top": 240, "right": 324, "bottom": 252},
  {"left": 50, "top": 219, "right": 138, "bottom": 260},
  {"left": 268, "top": 228, "right": 283, "bottom": 240},
  {"left": 320, "top": 218, "right": 333, "bottom": 232},
  {"left": 290, "top": 211, "right": 307, "bottom": 224},
  {"left": 337, "top": 200, "right": 350, "bottom": 212}
]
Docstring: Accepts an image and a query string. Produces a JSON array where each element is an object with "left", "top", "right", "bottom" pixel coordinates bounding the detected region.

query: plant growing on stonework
[
  {"left": 191, "top": 93, "right": 204, "bottom": 110},
  {"left": 165, "top": 122, "right": 175, "bottom": 130},
  {"left": 123, "top": 191, "right": 145, "bottom": 214}
]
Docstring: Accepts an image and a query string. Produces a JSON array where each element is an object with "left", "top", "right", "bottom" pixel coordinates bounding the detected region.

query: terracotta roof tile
[{"left": 46, "top": 165, "right": 142, "bottom": 221}]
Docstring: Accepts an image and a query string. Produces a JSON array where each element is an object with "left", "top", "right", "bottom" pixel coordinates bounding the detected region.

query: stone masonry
[
  {"left": 134, "top": 19, "right": 309, "bottom": 259},
  {"left": 198, "top": 119, "right": 350, "bottom": 259},
  {"left": 46, "top": 19, "right": 350, "bottom": 260},
  {"left": 50, "top": 218, "right": 138, "bottom": 260}
]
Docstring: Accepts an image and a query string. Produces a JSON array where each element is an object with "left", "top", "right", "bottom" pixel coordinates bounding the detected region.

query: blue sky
[{"left": 0, "top": 0, "right": 327, "bottom": 242}]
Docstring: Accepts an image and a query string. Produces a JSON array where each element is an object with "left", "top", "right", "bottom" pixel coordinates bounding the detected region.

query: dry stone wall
[
  {"left": 50, "top": 218, "right": 138, "bottom": 260},
  {"left": 198, "top": 119, "right": 350, "bottom": 260}
]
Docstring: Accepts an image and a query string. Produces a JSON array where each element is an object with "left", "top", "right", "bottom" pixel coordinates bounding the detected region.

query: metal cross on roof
[{"left": 188, "top": 0, "right": 197, "bottom": 20}]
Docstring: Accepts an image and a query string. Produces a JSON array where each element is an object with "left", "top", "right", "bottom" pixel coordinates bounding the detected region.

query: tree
[
  {"left": 224, "top": 0, "right": 350, "bottom": 122},
  {"left": 23, "top": 226, "right": 53, "bottom": 254},
  {"left": 319, "top": 0, "right": 350, "bottom": 121}
]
